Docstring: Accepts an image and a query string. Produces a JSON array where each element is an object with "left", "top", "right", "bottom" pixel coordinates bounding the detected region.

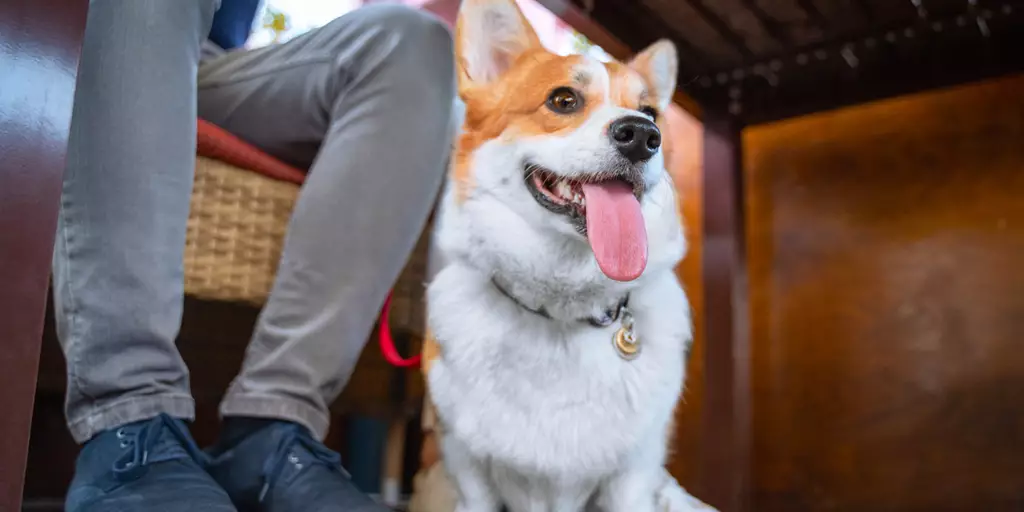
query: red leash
[{"left": 378, "top": 292, "right": 422, "bottom": 368}]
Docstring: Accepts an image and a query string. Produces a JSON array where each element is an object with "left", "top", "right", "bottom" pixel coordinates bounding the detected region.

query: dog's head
[{"left": 437, "top": 0, "right": 685, "bottom": 298}]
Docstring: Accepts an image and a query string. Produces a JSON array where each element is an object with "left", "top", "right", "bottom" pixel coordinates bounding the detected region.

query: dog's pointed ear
[
  {"left": 455, "top": 0, "right": 542, "bottom": 93},
  {"left": 628, "top": 39, "right": 678, "bottom": 111}
]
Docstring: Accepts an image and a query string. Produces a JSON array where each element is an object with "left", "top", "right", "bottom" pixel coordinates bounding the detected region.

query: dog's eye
[
  {"left": 639, "top": 106, "right": 659, "bottom": 119},
  {"left": 547, "top": 87, "right": 583, "bottom": 114}
]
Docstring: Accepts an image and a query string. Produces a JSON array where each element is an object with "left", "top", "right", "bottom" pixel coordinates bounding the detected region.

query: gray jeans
[{"left": 53, "top": 0, "right": 455, "bottom": 444}]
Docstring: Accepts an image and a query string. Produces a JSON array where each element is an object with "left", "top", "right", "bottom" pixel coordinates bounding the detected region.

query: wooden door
[{"left": 744, "top": 75, "right": 1024, "bottom": 511}]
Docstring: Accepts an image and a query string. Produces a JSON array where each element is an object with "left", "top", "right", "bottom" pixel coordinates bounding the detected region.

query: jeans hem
[
  {"left": 68, "top": 394, "right": 196, "bottom": 444},
  {"left": 219, "top": 394, "right": 330, "bottom": 441}
]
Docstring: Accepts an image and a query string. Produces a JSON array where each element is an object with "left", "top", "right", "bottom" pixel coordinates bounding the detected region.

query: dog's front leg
[
  {"left": 595, "top": 467, "right": 717, "bottom": 512},
  {"left": 652, "top": 468, "right": 718, "bottom": 512},
  {"left": 443, "top": 435, "right": 500, "bottom": 512},
  {"left": 594, "top": 466, "right": 661, "bottom": 512}
]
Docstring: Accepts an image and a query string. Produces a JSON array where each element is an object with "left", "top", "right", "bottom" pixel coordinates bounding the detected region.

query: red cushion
[{"left": 196, "top": 119, "right": 306, "bottom": 185}]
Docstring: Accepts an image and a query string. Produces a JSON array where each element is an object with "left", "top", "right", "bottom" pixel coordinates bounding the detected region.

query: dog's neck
[
  {"left": 490, "top": 274, "right": 630, "bottom": 326},
  {"left": 443, "top": 225, "right": 655, "bottom": 322},
  {"left": 485, "top": 267, "right": 641, "bottom": 323}
]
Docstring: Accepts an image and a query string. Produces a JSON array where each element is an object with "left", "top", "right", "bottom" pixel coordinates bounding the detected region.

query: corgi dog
[{"left": 417, "top": 1, "right": 715, "bottom": 511}]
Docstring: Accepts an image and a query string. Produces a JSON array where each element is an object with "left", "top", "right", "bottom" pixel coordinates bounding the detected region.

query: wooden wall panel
[{"left": 744, "top": 74, "right": 1024, "bottom": 511}]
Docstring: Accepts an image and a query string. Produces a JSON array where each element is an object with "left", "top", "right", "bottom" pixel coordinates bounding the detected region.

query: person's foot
[
  {"left": 65, "top": 413, "right": 237, "bottom": 512},
  {"left": 207, "top": 418, "right": 388, "bottom": 511}
]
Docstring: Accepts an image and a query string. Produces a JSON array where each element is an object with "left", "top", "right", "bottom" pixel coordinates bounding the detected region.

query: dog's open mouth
[
  {"left": 524, "top": 165, "right": 643, "bottom": 226},
  {"left": 524, "top": 164, "right": 649, "bottom": 282},
  {"left": 525, "top": 166, "right": 589, "bottom": 224}
]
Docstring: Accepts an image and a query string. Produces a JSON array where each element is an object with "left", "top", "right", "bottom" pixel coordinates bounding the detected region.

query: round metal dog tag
[{"left": 613, "top": 326, "right": 640, "bottom": 360}]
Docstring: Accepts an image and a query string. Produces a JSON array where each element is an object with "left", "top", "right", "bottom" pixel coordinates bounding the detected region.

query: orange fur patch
[
  {"left": 421, "top": 328, "right": 442, "bottom": 375},
  {"left": 604, "top": 61, "right": 647, "bottom": 111}
]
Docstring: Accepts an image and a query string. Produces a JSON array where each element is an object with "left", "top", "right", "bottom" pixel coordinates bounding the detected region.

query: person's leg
[
  {"left": 56, "top": 0, "right": 235, "bottom": 510},
  {"left": 57, "top": 0, "right": 211, "bottom": 445},
  {"left": 198, "top": 4, "right": 454, "bottom": 435},
  {"left": 195, "top": 5, "right": 454, "bottom": 509}
]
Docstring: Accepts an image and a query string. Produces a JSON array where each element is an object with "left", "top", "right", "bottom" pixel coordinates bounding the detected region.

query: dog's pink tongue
[{"left": 582, "top": 180, "right": 648, "bottom": 282}]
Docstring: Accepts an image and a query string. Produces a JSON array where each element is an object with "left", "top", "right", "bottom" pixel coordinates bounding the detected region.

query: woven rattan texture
[{"left": 184, "top": 156, "right": 431, "bottom": 337}]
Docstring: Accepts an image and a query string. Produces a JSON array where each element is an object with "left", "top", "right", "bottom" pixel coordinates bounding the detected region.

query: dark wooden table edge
[{"left": 0, "top": 0, "right": 89, "bottom": 509}]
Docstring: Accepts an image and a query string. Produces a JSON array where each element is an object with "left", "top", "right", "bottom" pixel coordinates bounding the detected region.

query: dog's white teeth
[{"left": 556, "top": 181, "right": 572, "bottom": 199}]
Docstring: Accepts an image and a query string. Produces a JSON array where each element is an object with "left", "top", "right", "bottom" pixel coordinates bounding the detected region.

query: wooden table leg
[
  {"left": 700, "top": 116, "right": 751, "bottom": 512},
  {"left": 0, "top": 1, "right": 89, "bottom": 509},
  {"left": 381, "top": 418, "right": 408, "bottom": 507}
]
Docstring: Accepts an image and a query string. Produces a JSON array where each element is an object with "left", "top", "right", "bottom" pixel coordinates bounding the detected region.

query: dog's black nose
[{"left": 608, "top": 116, "right": 661, "bottom": 163}]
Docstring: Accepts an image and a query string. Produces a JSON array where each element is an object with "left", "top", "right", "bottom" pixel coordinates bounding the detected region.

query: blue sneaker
[
  {"left": 65, "top": 413, "right": 237, "bottom": 511},
  {"left": 207, "top": 419, "right": 388, "bottom": 511}
]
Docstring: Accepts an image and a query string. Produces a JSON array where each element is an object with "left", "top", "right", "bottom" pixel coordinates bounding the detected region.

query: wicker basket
[{"left": 184, "top": 156, "right": 431, "bottom": 339}]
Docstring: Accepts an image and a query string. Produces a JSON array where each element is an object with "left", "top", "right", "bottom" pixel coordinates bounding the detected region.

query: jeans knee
[
  {"left": 386, "top": 5, "right": 453, "bottom": 56},
  {"left": 363, "top": 5, "right": 451, "bottom": 45},
  {"left": 330, "top": 4, "right": 454, "bottom": 74}
]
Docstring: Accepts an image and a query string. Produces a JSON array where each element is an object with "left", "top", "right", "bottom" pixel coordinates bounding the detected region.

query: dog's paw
[
  {"left": 655, "top": 486, "right": 717, "bottom": 512},
  {"left": 655, "top": 473, "right": 718, "bottom": 512}
]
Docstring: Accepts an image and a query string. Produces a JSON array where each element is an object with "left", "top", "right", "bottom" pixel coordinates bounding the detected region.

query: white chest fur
[{"left": 426, "top": 263, "right": 692, "bottom": 485}]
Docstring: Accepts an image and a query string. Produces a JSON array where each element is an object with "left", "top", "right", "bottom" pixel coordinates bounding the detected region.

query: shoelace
[
  {"left": 112, "top": 413, "right": 208, "bottom": 482},
  {"left": 258, "top": 424, "right": 345, "bottom": 503}
]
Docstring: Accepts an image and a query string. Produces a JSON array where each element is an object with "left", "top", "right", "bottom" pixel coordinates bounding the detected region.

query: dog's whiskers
[{"left": 524, "top": 164, "right": 547, "bottom": 184}]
